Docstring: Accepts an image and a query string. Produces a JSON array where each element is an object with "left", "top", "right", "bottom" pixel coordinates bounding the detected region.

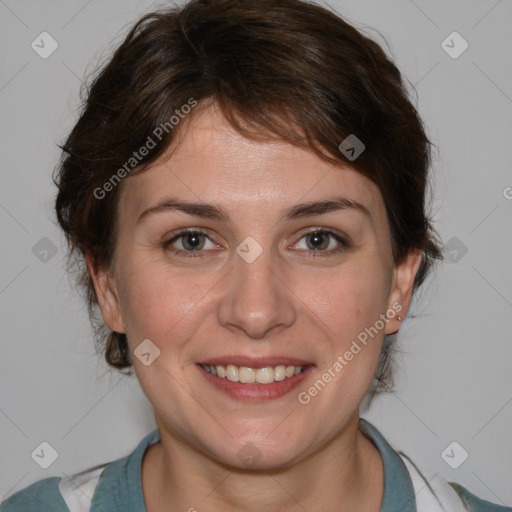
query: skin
[{"left": 87, "top": 103, "right": 422, "bottom": 512}]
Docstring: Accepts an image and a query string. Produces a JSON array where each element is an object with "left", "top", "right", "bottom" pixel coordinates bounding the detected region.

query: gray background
[{"left": 1, "top": 0, "right": 511, "bottom": 506}]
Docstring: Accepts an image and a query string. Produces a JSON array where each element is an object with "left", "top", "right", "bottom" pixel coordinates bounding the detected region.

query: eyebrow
[{"left": 137, "top": 196, "right": 370, "bottom": 224}]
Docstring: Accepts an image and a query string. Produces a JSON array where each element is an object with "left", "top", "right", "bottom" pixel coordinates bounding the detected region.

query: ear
[
  {"left": 85, "top": 253, "right": 125, "bottom": 333},
  {"left": 385, "top": 249, "right": 423, "bottom": 334}
]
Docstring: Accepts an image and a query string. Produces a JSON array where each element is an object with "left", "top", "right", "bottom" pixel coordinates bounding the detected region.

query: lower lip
[{"left": 197, "top": 364, "right": 315, "bottom": 401}]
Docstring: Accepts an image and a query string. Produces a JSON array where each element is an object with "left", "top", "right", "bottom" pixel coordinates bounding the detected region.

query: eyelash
[{"left": 163, "top": 228, "right": 351, "bottom": 258}]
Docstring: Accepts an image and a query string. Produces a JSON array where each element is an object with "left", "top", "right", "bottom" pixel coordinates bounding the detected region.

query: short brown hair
[{"left": 54, "top": 0, "right": 443, "bottom": 403}]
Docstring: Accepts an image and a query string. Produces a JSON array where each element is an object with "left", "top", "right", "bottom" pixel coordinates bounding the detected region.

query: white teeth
[
  {"left": 239, "top": 366, "right": 256, "bottom": 383},
  {"left": 274, "top": 365, "right": 286, "bottom": 381},
  {"left": 201, "top": 363, "right": 306, "bottom": 384},
  {"left": 226, "top": 364, "right": 239, "bottom": 382},
  {"left": 216, "top": 365, "right": 226, "bottom": 378},
  {"left": 255, "top": 367, "right": 274, "bottom": 384}
]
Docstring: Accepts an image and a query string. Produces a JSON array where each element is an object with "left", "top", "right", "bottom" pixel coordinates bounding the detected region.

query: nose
[{"left": 216, "top": 243, "right": 297, "bottom": 339}]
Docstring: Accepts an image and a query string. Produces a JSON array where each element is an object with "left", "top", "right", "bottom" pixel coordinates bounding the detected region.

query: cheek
[
  {"left": 293, "top": 268, "right": 387, "bottom": 414},
  {"left": 300, "top": 261, "right": 390, "bottom": 342},
  {"left": 117, "top": 259, "right": 216, "bottom": 352}
]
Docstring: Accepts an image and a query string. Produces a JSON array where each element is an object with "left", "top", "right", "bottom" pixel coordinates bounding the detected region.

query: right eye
[{"left": 164, "top": 229, "right": 220, "bottom": 257}]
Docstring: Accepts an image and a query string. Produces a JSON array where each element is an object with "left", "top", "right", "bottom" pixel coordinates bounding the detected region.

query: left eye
[{"left": 293, "top": 230, "right": 348, "bottom": 252}]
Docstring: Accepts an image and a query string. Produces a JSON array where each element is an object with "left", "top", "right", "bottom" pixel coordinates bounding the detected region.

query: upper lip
[{"left": 198, "top": 356, "right": 314, "bottom": 367}]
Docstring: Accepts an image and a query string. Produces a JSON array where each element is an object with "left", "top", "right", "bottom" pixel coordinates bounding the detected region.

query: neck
[{"left": 142, "top": 413, "right": 384, "bottom": 512}]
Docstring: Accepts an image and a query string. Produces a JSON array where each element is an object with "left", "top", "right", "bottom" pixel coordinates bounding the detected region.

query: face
[{"left": 89, "top": 103, "right": 420, "bottom": 470}]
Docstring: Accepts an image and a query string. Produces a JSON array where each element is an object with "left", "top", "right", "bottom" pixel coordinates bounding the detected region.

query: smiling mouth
[{"left": 199, "top": 363, "right": 308, "bottom": 384}]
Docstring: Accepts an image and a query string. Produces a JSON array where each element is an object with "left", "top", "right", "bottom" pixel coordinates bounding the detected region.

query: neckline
[{"left": 91, "top": 419, "right": 416, "bottom": 511}]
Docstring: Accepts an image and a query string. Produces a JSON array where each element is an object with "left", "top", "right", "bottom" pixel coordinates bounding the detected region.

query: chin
[{"left": 211, "top": 431, "right": 308, "bottom": 472}]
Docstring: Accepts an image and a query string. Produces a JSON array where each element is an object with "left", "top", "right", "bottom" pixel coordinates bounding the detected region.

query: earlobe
[
  {"left": 385, "top": 249, "right": 423, "bottom": 334},
  {"left": 85, "top": 253, "right": 125, "bottom": 333}
]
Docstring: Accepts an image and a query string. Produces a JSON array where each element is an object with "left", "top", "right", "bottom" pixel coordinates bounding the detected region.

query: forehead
[{"left": 118, "top": 104, "right": 386, "bottom": 226}]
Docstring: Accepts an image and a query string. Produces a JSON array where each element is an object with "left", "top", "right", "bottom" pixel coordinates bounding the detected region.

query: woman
[{"left": 1, "top": 0, "right": 509, "bottom": 510}]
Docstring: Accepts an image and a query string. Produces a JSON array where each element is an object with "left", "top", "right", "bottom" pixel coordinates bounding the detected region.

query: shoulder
[
  {"left": 1, "top": 429, "right": 159, "bottom": 512},
  {"left": 1, "top": 464, "right": 106, "bottom": 512},
  {"left": 399, "top": 452, "right": 511, "bottom": 512},
  {"left": 0, "top": 477, "right": 69, "bottom": 512}
]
